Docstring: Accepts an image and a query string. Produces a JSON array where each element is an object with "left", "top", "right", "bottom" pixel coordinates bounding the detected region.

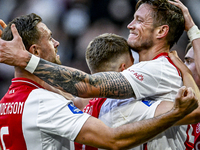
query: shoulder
[{"left": 28, "top": 88, "right": 71, "bottom": 104}]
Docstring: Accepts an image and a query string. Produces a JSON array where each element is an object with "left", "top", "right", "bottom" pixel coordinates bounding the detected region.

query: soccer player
[{"left": 0, "top": 13, "right": 197, "bottom": 150}]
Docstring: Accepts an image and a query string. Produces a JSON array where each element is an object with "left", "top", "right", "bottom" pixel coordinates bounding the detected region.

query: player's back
[{"left": 0, "top": 78, "right": 75, "bottom": 150}]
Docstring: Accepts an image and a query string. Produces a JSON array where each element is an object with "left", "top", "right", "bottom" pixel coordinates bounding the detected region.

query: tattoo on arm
[{"left": 34, "top": 59, "right": 134, "bottom": 98}]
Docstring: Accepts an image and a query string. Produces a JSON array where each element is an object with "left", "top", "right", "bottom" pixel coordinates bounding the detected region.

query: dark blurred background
[{"left": 0, "top": 0, "right": 200, "bottom": 99}]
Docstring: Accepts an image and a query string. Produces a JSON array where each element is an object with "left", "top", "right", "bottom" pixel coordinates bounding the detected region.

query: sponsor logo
[
  {"left": 68, "top": 103, "right": 83, "bottom": 114},
  {"left": 142, "top": 100, "right": 155, "bottom": 107},
  {"left": 127, "top": 69, "right": 144, "bottom": 81}
]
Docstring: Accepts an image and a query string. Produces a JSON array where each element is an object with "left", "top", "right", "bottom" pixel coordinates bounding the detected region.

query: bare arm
[
  {"left": 75, "top": 86, "right": 198, "bottom": 150},
  {"left": 34, "top": 58, "right": 134, "bottom": 98},
  {"left": 168, "top": 0, "right": 200, "bottom": 77},
  {"left": 0, "top": 24, "right": 134, "bottom": 99}
]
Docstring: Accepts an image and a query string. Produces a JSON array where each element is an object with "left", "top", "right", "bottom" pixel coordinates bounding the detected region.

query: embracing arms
[
  {"left": 75, "top": 86, "right": 198, "bottom": 149},
  {"left": 0, "top": 24, "right": 134, "bottom": 99}
]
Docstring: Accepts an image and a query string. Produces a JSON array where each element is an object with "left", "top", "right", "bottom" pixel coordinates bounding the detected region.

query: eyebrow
[{"left": 184, "top": 57, "right": 194, "bottom": 61}]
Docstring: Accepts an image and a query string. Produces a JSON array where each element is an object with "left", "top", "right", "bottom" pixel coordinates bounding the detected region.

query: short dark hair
[
  {"left": 86, "top": 33, "right": 131, "bottom": 73},
  {"left": 136, "top": 0, "right": 185, "bottom": 48},
  {"left": 1, "top": 13, "right": 42, "bottom": 50}
]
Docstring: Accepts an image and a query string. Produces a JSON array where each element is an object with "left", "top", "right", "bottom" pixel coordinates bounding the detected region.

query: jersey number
[{"left": 0, "top": 126, "right": 9, "bottom": 150}]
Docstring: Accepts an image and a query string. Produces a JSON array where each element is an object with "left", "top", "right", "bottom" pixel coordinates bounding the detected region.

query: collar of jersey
[
  {"left": 12, "top": 77, "right": 44, "bottom": 89},
  {"left": 152, "top": 52, "right": 168, "bottom": 60}
]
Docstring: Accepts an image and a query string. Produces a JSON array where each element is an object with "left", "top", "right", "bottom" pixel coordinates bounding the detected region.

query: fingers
[
  {"left": 11, "top": 24, "right": 21, "bottom": 40},
  {"left": 168, "top": 50, "right": 182, "bottom": 63},
  {"left": 0, "top": 19, "right": 7, "bottom": 29},
  {"left": 176, "top": 86, "right": 187, "bottom": 99},
  {"left": 168, "top": 0, "right": 195, "bottom": 30},
  {"left": 177, "top": 86, "right": 195, "bottom": 99},
  {"left": 168, "top": 50, "right": 190, "bottom": 73},
  {"left": 168, "top": 50, "right": 178, "bottom": 58},
  {"left": 186, "top": 87, "right": 196, "bottom": 98},
  {"left": 168, "top": 0, "right": 184, "bottom": 9}
]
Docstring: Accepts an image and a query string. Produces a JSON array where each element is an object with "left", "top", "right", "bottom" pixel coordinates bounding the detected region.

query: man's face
[
  {"left": 36, "top": 22, "right": 61, "bottom": 65},
  {"left": 184, "top": 47, "right": 200, "bottom": 88},
  {"left": 127, "top": 4, "right": 155, "bottom": 51}
]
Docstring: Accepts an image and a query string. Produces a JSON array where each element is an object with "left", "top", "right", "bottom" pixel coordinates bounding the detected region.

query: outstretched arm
[
  {"left": 75, "top": 86, "right": 198, "bottom": 149},
  {"left": 0, "top": 24, "right": 134, "bottom": 99},
  {"left": 34, "top": 58, "right": 134, "bottom": 98}
]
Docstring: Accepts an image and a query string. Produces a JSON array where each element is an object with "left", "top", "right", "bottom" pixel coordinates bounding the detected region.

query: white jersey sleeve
[
  {"left": 22, "top": 88, "right": 90, "bottom": 149},
  {"left": 121, "top": 56, "right": 182, "bottom": 101}
]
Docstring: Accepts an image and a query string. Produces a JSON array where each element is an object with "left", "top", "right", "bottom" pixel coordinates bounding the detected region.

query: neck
[
  {"left": 138, "top": 43, "right": 170, "bottom": 62},
  {"left": 14, "top": 67, "right": 46, "bottom": 87}
]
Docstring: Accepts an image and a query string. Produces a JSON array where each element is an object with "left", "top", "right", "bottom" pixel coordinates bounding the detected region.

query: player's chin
[
  {"left": 56, "top": 59, "right": 62, "bottom": 65},
  {"left": 127, "top": 38, "right": 137, "bottom": 49}
]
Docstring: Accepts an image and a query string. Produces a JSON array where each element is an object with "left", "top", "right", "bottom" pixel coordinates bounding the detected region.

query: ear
[
  {"left": 29, "top": 44, "right": 41, "bottom": 57},
  {"left": 119, "top": 63, "right": 126, "bottom": 72},
  {"left": 155, "top": 25, "right": 169, "bottom": 39}
]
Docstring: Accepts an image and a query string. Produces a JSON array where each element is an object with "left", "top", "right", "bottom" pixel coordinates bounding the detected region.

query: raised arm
[
  {"left": 75, "top": 86, "right": 198, "bottom": 149},
  {"left": 0, "top": 24, "right": 134, "bottom": 99},
  {"left": 168, "top": 0, "right": 200, "bottom": 77}
]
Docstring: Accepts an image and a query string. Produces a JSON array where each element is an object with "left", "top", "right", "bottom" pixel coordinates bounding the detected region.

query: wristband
[
  {"left": 187, "top": 25, "right": 200, "bottom": 42},
  {"left": 25, "top": 54, "right": 40, "bottom": 73}
]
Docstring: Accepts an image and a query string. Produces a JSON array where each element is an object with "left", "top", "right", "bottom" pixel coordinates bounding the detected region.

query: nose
[
  {"left": 127, "top": 19, "right": 135, "bottom": 30},
  {"left": 53, "top": 39, "right": 60, "bottom": 48}
]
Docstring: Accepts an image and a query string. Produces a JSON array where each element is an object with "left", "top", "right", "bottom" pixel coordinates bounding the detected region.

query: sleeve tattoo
[{"left": 33, "top": 58, "right": 134, "bottom": 98}]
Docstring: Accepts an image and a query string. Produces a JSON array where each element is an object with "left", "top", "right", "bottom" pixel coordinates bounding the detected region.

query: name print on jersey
[{"left": 0, "top": 102, "right": 24, "bottom": 115}]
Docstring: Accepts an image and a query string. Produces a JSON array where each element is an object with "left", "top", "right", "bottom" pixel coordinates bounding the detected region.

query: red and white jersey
[
  {"left": 192, "top": 123, "right": 200, "bottom": 150},
  {"left": 99, "top": 99, "right": 194, "bottom": 150},
  {"left": 98, "top": 53, "right": 194, "bottom": 150},
  {"left": 121, "top": 52, "right": 182, "bottom": 101},
  {"left": 0, "top": 78, "right": 90, "bottom": 150},
  {"left": 74, "top": 98, "right": 107, "bottom": 150}
]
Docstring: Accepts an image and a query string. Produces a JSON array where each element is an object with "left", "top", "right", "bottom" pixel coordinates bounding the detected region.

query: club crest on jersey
[{"left": 68, "top": 103, "right": 83, "bottom": 114}]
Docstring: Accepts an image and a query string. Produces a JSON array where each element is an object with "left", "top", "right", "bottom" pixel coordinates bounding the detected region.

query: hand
[
  {"left": 0, "top": 19, "right": 7, "bottom": 38},
  {"left": 0, "top": 24, "right": 28, "bottom": 67},
  {"left": 168, "top": 0, "right": 195, "bottom": 31},
  {"left": 173, "top": 86, "right": 198, "bottom": 116},
  {"left": 168, "top": 50, "right": 191, "bottom": 75}
]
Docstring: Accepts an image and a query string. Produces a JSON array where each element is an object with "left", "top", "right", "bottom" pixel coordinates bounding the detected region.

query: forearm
[
  {"left": 175, "top": 107, "right": 200, "bottom": 125},
  {"left": 192, "top": 38, "right": 200, "bottom": 77},
  {"left": 77, "top": 108, "right": 188, "bottom": 150},
  {"left": 182, "top": 73, "right": 200, "bottom": 105},
  {"left": 112, "top": 108, "right": 190, "bottom": 149},
  {"left": 33, "top": 58, "right": 134, "bottom": 98},
  {"left": 174, "top": 73, "right": 200, "bottom": 125}
]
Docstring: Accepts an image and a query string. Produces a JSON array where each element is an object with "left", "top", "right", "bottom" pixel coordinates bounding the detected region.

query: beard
[
  {"left": 55, "top": 57, "right": 62, "bottom": 65},
  {"left": 128, "top": 37, "right": 154, "bottom": 52}
]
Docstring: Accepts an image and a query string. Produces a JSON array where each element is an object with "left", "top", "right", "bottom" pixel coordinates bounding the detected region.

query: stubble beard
[{"left": 128, "top": 38, "right": 154, "bottom": 52}]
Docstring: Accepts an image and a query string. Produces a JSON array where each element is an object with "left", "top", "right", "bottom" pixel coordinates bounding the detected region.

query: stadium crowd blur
[{"left": 0, "top": 0, "right": 200, "bottom": 99}]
